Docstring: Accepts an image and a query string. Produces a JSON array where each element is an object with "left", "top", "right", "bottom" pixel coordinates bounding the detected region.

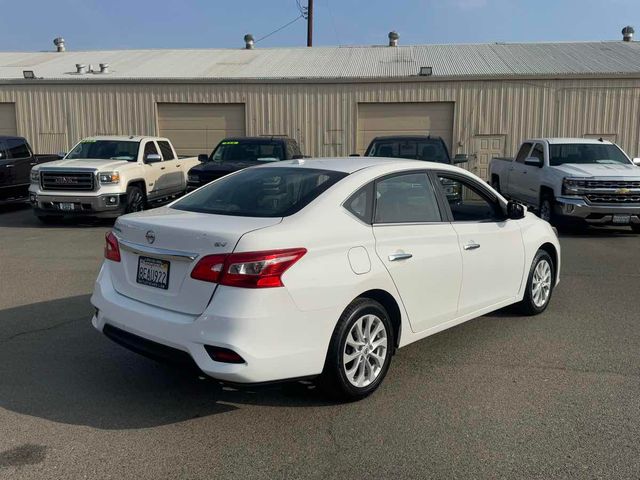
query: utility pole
[{"left": 306, "top": 0, "right": 314, "bottom": 47}]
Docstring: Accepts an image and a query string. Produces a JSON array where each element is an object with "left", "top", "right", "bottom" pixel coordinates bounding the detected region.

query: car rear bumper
[
  {"left": 555, "top": 197, "right": 640, "bottom": 225},
  {"left": 90, "top": 263, "right": 335, "bottom": 384},
  {"left": 30, "top": 192, "right": 127, "bottom": 217}
]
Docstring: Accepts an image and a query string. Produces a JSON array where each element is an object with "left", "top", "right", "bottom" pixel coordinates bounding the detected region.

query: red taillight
[
  {"left": 191, "top": 248, "right": 307, "bottom": 288},
  {"left": 104, "top": 231, "right": 121, "bottom": 262}
]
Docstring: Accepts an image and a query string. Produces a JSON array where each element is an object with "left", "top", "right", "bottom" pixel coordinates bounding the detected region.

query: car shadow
[
  {"left": 0, "top": 295, "right": 338, "bottom": 430},
  {"left": 0, "top": 204, "right": 114, "bottom": 229},
  {"left": 556, "top": 225, "right": 637, "bottom": 238}
]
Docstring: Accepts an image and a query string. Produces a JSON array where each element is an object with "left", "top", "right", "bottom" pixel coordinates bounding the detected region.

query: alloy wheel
[
  {"left": 531, "top": 259, "right": 552, "bottom": 308},
  {"left": 343, "top": 314, "right": 388, "bottom": 388}
]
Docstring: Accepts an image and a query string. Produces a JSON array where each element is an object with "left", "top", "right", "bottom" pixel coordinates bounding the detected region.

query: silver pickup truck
[{"left": 489, "top": 138, "right": 640, "bottom": 231}]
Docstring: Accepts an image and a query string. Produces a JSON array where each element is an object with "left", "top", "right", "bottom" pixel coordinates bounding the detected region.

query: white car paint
[{"left": 91, "top": 157, "right": 560, "bottom": 385}]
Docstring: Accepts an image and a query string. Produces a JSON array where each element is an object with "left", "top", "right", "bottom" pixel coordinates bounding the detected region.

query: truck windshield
[
  {"left": 172, "top": 167, "right": 347, "bottom": 217},
  {"left": 366, "top": 139, "right": 450, "bottom": 163},
  {"left": 210, "top": 141, "right": 286, "bottom": 163},
  {"left": 66, "top": 140, "right": 140, "bottom": 161},
  {"left": 549, "top": 144, "right": 631, "bottom": 166}
]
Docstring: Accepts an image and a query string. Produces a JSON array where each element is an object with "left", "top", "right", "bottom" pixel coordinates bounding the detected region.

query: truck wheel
[
  {"left": 517, "top": 250, "right": 555, "bottom": 316},
  {"left": 538, "top": 194, "right": 554, "bottom": 224},
  {"left": 491, "top": 176, "right": 501, "bottom": 193},
  {"left": 125, "top": 186, "right": 145, "bottom": 213},
  {"left": 318, "top": 298, "right": 394, "bottom": 401}
]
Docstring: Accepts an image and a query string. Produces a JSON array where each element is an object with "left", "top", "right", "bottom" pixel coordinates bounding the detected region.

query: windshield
[
  {"left": 366, "top": 139, "right": 450, "bottom": 163},
  {"left": 66, "top": 140, "right": 140, "bottom": 161},
  {"left": 173, "top": 167, "right": 347, "bottom": 217},
  {"left": 210, "top": 141, "right": 286, "bottom": 163},
  {"left": 549, "top": 144, "right": 631, "bottom": 166}
]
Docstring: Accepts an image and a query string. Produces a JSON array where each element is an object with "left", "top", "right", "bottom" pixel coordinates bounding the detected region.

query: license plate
[
  {"left": 59, "top": 202, "right": 75, "bottom": 211},
  {"left": 136, "top": 256, "right": 170, "bottom": 290},
  {"left": 613, "top": 214, "right": 631, "bottom": 224}
]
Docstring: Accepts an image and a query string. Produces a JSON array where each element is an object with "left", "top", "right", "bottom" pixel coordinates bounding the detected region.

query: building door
[
  {"left": 157, "top": 103, "right": 246, "bottom": 157},
  {"left": 356, "top": 102, "right": 454, "bottom": 156},
  {"left": 0, "top": 104, "right": 17, "bottom": 136},
  {"left": 473, "top": 135, "right": 505, "bottom": 180}
]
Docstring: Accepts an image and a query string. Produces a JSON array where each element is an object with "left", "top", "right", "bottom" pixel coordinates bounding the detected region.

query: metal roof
[{"left": 1, "top": 41, "right": 640, "bottom": 82}]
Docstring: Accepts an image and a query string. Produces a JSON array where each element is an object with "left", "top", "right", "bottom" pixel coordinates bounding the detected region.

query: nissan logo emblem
[{"left": 145, "top": 230, "right": 156, "bottom": 244}]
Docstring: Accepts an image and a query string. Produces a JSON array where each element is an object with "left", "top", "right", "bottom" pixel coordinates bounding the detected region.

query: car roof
[
  {"left": 81, "top": 135, "right": 169, "bottom": 142},
  {"left": 370, "top": 135, "right": 444, "bottom": 141},
  {"left": 527, "top": 137, "right": 615, "bottom": 145},
  {"left": 219, "top": 136, "right": 290, "bottom": 142},
  {"left": 255, "top": 156, "right": 460, "bottom": 174}
]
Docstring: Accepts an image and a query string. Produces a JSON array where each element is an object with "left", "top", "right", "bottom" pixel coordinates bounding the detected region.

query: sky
[{"left": 1, "top": 0, "right": 639, "bottom": 51}]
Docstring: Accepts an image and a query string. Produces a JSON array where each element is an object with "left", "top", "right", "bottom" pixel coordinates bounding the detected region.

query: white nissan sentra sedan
[{"left": 91, "top": 157, "right": 560, "bottom": 400}]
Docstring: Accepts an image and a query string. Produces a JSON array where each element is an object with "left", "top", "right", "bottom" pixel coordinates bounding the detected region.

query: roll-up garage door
[
  {"left": 157, "top": 103, "right": 245, "bottom": 156},
  {"left": 356, "top": 102, "right": 454, "bottom": 155},
  {"left": 0, "top": 104, "right": 17, "bottom": 137}
]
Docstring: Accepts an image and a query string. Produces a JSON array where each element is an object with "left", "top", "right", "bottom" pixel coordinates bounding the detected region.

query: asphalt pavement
[{"left": 1, "top": 204, "right": 639, "bottom": 479}]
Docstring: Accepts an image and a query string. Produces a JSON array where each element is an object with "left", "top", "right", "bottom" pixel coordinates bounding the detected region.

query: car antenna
[{"left": 598, "top": 137, "right": 604, "bottom": 142}]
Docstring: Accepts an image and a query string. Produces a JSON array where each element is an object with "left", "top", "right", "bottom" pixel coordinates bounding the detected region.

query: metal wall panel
[{"left": 0, "top": 78, "right": 639, "bottom": 178}]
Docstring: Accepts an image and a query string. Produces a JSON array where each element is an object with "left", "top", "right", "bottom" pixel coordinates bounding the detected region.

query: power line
[{"left": 255, "top": 14, "right": 305, "bottom": 43}]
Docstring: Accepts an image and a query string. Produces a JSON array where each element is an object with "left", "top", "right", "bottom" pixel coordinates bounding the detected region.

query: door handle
[
  {"left": 30, "top": 162, "right": 37, "bottom": 165},
  {"left": 176, "top": 164, "right": 181, "bottom": 167},
  {"left": 463, "top": 242, "right": 481, "bottom": 251},
  {"left": 388, "top": 253, "right": 412, "bottom": 262},
  {"left": 160, "top": 166, "right": 166, "bottom": 170}
]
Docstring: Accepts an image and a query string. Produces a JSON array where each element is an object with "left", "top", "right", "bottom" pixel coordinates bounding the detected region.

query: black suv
[{"left": 187, "top": 136, "right": 304, "bottom": 191}]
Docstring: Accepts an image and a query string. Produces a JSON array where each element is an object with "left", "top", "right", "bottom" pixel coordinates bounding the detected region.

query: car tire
[
  {"left": 538, "top": 194, "right": 555, "bottom": 224},
  {"left": 125, "top": 185, "right": 145, "bottom": 214},
  {"left": 319, "top": 298, "right": 394, "bottom": 401},
  {"left": 517, "top": 250, "right": 555, "bottom": 316},
  {"left": 36, "top": 215, "right": 59, "bottom": 224}
]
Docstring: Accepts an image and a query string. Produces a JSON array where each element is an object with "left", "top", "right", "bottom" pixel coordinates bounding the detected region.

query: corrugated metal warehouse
[{"left": 1, "top": 35, "right": 640, "bottom": 179}]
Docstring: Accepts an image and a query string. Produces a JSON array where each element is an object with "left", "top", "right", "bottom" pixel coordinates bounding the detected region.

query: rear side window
[
  {"left": 172, "top": 167, "right": 347, "bottom": 217},
  {"left": 6, "top": 138, "right": 30, "bottom": 159},
  {"left": 515, "top": 143, "right": 533, "bottom": 163},
  {"left": 374, "top": 173, "right": 442, "bottom": 223},
  {"left": 344, "top": 184, "right": 374, "bottom": 223},
  {"left": 157, "top": 141, "right": 175, "bottom": 160}
]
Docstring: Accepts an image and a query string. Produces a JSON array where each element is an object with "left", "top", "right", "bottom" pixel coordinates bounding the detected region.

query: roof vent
[
  {"left": 622, "top": 25, "right": 634, "bottom": 41},
  {"left": 244, "top": 34, "right": 255, "bottom": 50},
  {"left": 75, "top": 64, "right": 87, "bottom": 74},
  {"left": 99, "top": 63, "right": 109, "bottom": 74},
  {"left": 53, "top": 37, "right": 65, "bottom": 52},
  {"left": 388, "top": 31, "right": 399, "bottom": 47}
]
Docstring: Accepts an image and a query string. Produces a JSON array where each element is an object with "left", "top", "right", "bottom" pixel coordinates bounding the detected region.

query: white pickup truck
[
  {"left": 489, "top": 138, "right": 640, "bottom": 231},
  {"left": 29, "top": 136, "right": 200, "bottom": 221}
]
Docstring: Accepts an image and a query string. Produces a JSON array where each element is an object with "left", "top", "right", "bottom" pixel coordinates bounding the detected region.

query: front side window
[
  {"left": 66, "top": 140, "right": 139, "bottom": 161},
  {"left": 515, "top": 143, "right": 533, "bottom": 163},
  {"left": 530, "top": 143, "right": 545, "bottom": 162},
  {"left": 374, "top": 173, "right": 442, "bottom": 223},
  {"left": 172, "top": 167, "right": 347, "bottom": 217},
  {"left": 549, "top": 143, "right": 631, "bottom": 166},
  {"left": 210, "top": 141, "right": 286, "bottom": 163},
  {"left": 6, "top": 138, "right": 31, "bottom": 159},
  {"left": 438, "top": 175, "right": 504, "bottom": 222}
]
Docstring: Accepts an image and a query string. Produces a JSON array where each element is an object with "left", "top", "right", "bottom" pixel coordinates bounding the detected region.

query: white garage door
[
  {"left": 0, "top": 103, "right": 17, "bottom": 137},
  {"left": 357, "top": 102, "right": 454, "bottom": 155},
  {"left": 158, "top": 103, "right": 245, "bottom": 156}
]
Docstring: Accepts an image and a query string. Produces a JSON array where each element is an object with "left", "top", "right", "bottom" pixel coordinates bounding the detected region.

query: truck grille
[
  {"left": 41, "top": 171, "right": 95, "bottom": 191},
  {"left": 584, "top": 180, "right": 640, "bottom": 189},
  {"left": 587, "top": 193, "right": 640, "bottom": 204}
]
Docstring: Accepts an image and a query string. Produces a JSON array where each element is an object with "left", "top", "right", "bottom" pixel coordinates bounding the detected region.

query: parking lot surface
[{"left": 1, "top": 204, "right": 639, "bottom": 479}]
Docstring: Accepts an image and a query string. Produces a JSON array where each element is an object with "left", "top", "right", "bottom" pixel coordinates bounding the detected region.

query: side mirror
[
  {"left": 524, "top": 156, "right": 543, "bottom": 168},
  {"left": 507, "top": 201, "right": 525, "bottom": 220},
  {"left": 57, "top": 152, "right": 66, "bottom": 159},
  {"left": 453, "top": 154, "right": 469, "bottom": 164},
  {"left": 633, "top": 158, "right": 640, "bottom": 166},
  {"left": 198, "top": 154, "right": 209, "bottom": 162},
  {"left": 145, "top": 153, "right": 162, "bottom": 164},
  {"left": 349, "top": 153, "right": 361, "bottom": 157}
]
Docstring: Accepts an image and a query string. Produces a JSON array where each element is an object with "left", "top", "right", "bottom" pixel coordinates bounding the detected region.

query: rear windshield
[
  {"left": 366, "top": 139, "right": 450, "bottom": 163},
  {"left": 66, "top": 140, "right": 140, "bottom": 161},
  {"left": 549, "top": 144, "right": 630, "bottom": 166},
  {"left": 172, "top": 167, "right": 347, "bottom": 217},
  {"left": 210, "top": 141, "right": 286, "bottom": 163}
]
